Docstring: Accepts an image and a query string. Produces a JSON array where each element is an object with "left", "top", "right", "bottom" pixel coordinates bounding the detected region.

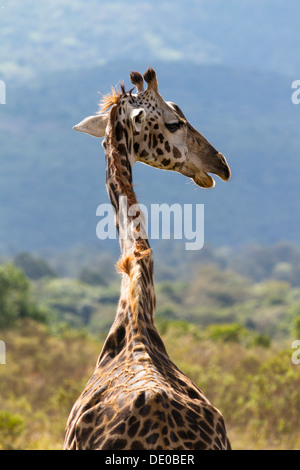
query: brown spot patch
[{"left": 173, "top": 146, "right": 182, "bottom": 159}]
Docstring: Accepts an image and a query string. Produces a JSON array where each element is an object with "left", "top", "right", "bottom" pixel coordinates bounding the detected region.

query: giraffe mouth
[
  {"left": 193, "top": 172, "right": 215, "bottom": 188},
  {"left": 180, "top": 153, "right": 231, "bottom": 188},
  {"left": 180, "top": 165, "right": 216, "bottom": 188}
]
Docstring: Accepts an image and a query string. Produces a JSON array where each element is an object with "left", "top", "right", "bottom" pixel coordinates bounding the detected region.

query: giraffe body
[{"left": 64, "top": 68, "right": 231, "bottom": 450}]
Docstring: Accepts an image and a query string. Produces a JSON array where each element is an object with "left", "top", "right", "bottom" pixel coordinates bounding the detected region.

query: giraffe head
[{"left": 74, "top": 67, "right": 230, "bottom": 188}]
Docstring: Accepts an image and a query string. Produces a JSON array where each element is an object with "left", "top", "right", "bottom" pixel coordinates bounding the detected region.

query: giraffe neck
[
  {"left": 104, "top": 105, "right": 150, "bottom": 260},
  {"left": 97, "top": 103, "right": 165, "bottom": 367}
]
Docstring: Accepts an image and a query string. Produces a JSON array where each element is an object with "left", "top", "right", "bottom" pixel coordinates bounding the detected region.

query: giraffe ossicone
[{"left": 64, "top": 67, "right": 231, "bottom": 450}]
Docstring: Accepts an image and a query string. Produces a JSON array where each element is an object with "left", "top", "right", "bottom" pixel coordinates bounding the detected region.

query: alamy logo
[
  {"left": 291, "top": 80, "right": 300, "bottom": 105},
  {"left": 0, "top": 80, "right": 6, "bottom": 104},
  {"left": 292, "top": 340, "right": 300, "bottom": 365},
  {"left": 0, "top": 341, "right": 6, "bottom": 364},
  {"left": 96, "top": 197, "right": 205, "bottom": 250}
]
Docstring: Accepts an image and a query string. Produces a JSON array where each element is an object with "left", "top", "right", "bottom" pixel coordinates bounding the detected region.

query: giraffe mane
[
  {"left": 116, "top": 250, "right": 151, "bottom": 316},
  {"left": 97, "top": 82, "right": 126, "bottom": 114},
  {"left": 107, "top": 106, "right": 137, "bottom": 206},
  {"left": 106, "top": 103, "right": 152, "bottom": 315},
  {"left": 116, "top": 249, "right": 152, "bottom": 275}
]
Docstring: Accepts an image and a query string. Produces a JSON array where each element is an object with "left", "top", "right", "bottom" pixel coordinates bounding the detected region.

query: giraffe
[{"left": 64, "top": 68, "right": 231, "bottom": 450}]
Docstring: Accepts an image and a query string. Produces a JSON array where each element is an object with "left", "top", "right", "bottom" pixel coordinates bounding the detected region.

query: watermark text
[
  {"left": 292, "top": 340, "right": 300, "bottom": 365},
  {"left": 0, "top": 79, "right": 6, "bottom": 104},
  {"left": 291, "top": 80, "right": 300, "bottom": 105},
  {"left": 0, "top": 340, "right": 6, "bottom": 364},
  {"left": 96, "top": 197, "right": 204, "bottom": 250}
]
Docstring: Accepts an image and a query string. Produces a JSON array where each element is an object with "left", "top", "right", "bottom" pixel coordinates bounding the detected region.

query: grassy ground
[{"left": 0, "top": 320, "right": 299, "bottom": 450}]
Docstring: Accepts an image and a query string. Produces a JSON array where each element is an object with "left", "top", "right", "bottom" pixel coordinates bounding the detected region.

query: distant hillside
[{"left": 0, "top": 62, "right": 299, "bottom": 253}]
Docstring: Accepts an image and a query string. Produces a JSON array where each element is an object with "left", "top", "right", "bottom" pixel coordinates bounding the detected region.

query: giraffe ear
[
  {"left": 73, "top": 114, "right": 108, "bottom": 137},
  {"left": 131, "top": 108, "right": 146, "bottom": 132}
]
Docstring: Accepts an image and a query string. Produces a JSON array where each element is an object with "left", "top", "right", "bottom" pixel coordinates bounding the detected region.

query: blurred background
[{"left": 0, "top": 0, "right": 300, "bottom": 450}]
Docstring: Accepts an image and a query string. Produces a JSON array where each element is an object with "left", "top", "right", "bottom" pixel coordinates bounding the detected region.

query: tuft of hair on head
[{"left": 98, "top": 82, "right": 125, "bottom": 114}]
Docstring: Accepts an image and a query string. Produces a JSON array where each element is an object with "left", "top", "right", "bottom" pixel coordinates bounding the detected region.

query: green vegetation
[
  {"left": 0, "top": 244, "right": 300, "bottom": 449},
  {"left": 0, "top": 320, "right": 99, "bottom": 450},
  {"left": 0, "top": 263, "right": 46, "bottom": 328},
  {"left": 14, "top": 252, "right": 58, "bottom": 281},
  {"left": 0, "top": 320, "right": 299, "bottom": 450}
]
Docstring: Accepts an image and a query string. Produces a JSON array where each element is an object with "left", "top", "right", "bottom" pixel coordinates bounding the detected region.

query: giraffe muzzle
[
  {"left": 215, "top": 152, "right": 231, "bottom": 182},
  {"left": 181, "top": 151, "right": 231, "bottom": 188}
]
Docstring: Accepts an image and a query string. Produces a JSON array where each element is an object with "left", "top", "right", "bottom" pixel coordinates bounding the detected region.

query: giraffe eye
[{"left": 165, "top": 122, "right": 181, "bottom": 133}]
